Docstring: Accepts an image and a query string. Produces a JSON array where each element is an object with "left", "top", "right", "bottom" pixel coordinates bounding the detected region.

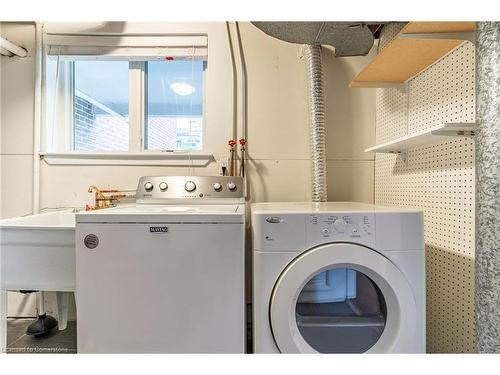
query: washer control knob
[
  {"left": 227, "top": 182, "right": 237, "bottom": 191},
  {"left": 184, "top": 181, "right": 197, "bottom": 192},
  {"left": 144, "top": 182, "right": 154, "bottom": 192},
  {"left": 333, "top": 218, "right": 347, "bottom": 233},
  {"left": 159, "top": 182, "right": 168, "bottom": 191},
  {"left": 213, "top": 182, "right": 222, "bottom": 191}
]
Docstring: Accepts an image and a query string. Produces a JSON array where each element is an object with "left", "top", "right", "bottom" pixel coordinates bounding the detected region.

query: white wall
[
  {"left": 323, "top": 47, "right": 376, "bottom": 202},
  {"left": 0, "top": 22, "right": 38, "bottom": 316},
  {"left": 0, "top": 23, "right": 35, "bottom": 219},
  {"left": 35, "top": 22, "right": 375, "bottom": 208},
  {"left": 1, "top": 22, "right": 376, "bottom": 317}
]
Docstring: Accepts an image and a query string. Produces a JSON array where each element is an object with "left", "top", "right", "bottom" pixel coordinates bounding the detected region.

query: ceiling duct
[{"left": 251, "top": 22, "right": 376, "bottom": 57}]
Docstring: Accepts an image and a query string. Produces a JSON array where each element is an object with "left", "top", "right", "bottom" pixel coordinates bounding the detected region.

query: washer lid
[
  {"left": 270, "top": 243, "right": 417, "bottom": 353},
  {"left": 76, "top": 203, "right": 245, "bottom": 223}
]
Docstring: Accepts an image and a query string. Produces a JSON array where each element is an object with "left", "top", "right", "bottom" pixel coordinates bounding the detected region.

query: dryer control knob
[
  {"left": 144, "top": 182, "right": 154, "bottom": 192},
  {"left": 159, "top": 182, "right": 168, "bottom": 191},
  {"left": 185, "top": 181, "right": 197, "bottom": 192},
  {"left": 227, "top": 182, "right": 237, "bottom": 191},
  {"left": 333, "top": 218, "right": 347, "bottom": 233}
]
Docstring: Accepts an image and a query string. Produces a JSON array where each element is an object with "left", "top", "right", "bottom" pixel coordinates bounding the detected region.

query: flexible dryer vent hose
[{"left": 304, "top": 45, "right": 328, "bottom": 202}]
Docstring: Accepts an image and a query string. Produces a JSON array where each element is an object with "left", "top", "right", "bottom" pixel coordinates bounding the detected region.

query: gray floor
[{"left": 7, "top": 318, "right": 77, "bottom": 354}]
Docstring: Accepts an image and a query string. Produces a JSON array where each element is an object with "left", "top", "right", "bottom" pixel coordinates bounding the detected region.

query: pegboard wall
[{"left": 375, "top": 24, "right": 476, "bottom": 353}]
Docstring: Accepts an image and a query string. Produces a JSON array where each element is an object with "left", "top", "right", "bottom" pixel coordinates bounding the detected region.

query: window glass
[
  {"left": 73, "top": 61, "right": 129, "bottom": 151},
  {"left": 295, "top": 268, "right": 387, "bottom": 353},
  {"left": 145, "top": 60, "right": 204, "bottom": 151}
]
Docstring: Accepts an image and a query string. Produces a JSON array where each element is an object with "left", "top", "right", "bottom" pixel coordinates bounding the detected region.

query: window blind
[{"left": 44, "top": 34, "right": 208, "bottom": 60}]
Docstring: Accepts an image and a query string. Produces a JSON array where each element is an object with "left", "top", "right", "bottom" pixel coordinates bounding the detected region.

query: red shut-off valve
[
  {"left": 228, "top": 140, "right": 237, "bottom": 176},
  {"left": 239, "top": 138, "right": 247, "bottom": 178}
]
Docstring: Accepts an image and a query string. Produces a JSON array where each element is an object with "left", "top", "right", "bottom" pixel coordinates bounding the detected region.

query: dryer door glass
[{"left": 295, "top": 267, "right": 387, "bottom": 353}]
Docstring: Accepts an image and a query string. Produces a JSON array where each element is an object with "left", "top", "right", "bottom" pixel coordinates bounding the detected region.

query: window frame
[
  {"left": 129, "top": 61, "right": 145, "bottom": 153},
  {"left": 70, "top": 60, "right": 206, "bottom": 154},
  {"left": 41, "top": 42, "right": 213, "bottom": 166}
]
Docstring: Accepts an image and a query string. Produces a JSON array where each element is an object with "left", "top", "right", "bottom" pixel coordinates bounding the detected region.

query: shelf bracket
[
  {"left": 399, "top": 82, "right": 409, "bottom": 93},
  {"left": 400, "top": 151, "right": 407, "bottom": 164}
]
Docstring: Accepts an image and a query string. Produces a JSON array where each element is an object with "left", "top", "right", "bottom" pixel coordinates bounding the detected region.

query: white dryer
[
  {"left": 76, "top": 176, "right": 245, "bottom": 353},
  {"left": 252, "top": 202, "right": 425, "bottom": 353}
]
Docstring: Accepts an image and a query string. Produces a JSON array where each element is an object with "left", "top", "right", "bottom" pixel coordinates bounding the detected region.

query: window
[
  {"left": 43, "top": 34, "right": 207, "bottom": 154},
  {"left": 146, "top": 61, "right": 204, "bottom": 151},
  {"left": 74, "top": 61, "right": 129, "bottom": 151},
  {"left": 69, "top": 60, "right": 204, "bottom": 152}
]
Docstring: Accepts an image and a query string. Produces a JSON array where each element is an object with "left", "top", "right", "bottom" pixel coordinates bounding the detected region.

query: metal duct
[
  {"left": 304, "top": 45, "right": 327, "bottom": 202},
  {"left": 252, "top": 22, "right": 378, "bottom": 202}
]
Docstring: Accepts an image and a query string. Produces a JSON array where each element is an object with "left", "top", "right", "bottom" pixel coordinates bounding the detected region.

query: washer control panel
[
  {"left": 306, "top": 213, "right": 375, "bottom": 247},
  {"left": 136, "top": 176, "right": 244, "bottom": 203}
]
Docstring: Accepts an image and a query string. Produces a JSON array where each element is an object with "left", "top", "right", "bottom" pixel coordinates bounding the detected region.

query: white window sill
[{"left": 40, "top": 152, "right": 215, "bottom": 166}]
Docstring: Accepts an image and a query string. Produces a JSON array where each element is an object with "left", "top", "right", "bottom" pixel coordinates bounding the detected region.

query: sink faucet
[{"left": 87, "top": 186, "right": 129, "bottom": 210}]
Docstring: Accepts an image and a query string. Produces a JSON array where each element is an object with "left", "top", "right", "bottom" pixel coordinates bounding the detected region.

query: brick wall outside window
[
  {"left": 74, "top": 95, "right": 128, "bottom": 151},
  {"left": 74, "top": 94, "right": 203, "bottom": 151}
]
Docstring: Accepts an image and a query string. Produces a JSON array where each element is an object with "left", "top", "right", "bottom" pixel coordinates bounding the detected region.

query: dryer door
[{"left": 270, "top": 243, "right": 416, "bottom": 353}]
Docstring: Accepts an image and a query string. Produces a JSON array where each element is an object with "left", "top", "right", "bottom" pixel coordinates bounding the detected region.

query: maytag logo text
[{"left": 149, "top": 227, "right": 169, "bottom": 233}]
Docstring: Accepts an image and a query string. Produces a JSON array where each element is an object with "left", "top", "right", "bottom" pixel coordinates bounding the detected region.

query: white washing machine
[
  {"left": 76, "top": 176, "right": 245, "bottom": 353},
  {"left": 252, "top": 202, "right": 425, "bottom": 353}
]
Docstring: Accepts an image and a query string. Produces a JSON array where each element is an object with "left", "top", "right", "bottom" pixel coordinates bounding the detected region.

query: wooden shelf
[
  {"left": 365, "top": 123, "right": 475, "bottom": 154},
  {"left": 350, "top": 22, "right": 476, "bottom": 88}
]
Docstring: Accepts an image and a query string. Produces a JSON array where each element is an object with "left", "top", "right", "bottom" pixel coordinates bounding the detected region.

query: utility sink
[{"left": 0, "top": 210, "right": 76, "bottom": 291}]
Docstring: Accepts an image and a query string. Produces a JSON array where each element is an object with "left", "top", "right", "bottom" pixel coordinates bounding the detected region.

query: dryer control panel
[{"left": 306, "top": 213, "right": 375, "bottom": 248}]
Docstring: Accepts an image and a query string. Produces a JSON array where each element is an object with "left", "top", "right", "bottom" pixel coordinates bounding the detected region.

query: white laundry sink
[{"left": 0, "top": 210, "right": 76, "bottom": 291}]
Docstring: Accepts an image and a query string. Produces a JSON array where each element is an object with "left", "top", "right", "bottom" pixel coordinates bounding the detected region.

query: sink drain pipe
[{"left": 304, "top": 44, "right": 328, "bottom": 202}]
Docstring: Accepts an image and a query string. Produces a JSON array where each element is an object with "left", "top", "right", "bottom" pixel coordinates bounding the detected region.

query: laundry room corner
[
  {"left": 1, "top": 1, "right": 500, "bottom": 371},
  {"left": 1, "top": 21, "right": 377, "bottom": 328}
]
